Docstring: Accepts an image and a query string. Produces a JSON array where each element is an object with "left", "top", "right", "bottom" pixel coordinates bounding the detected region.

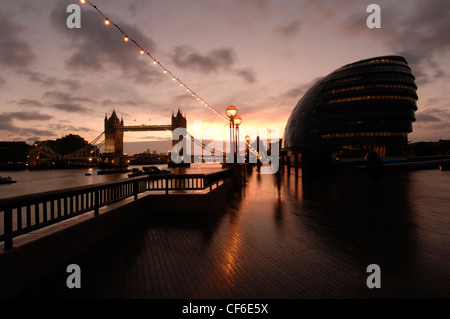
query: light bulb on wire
[{"left": 81, "top": 0, "right": 229, "bottom": 122}]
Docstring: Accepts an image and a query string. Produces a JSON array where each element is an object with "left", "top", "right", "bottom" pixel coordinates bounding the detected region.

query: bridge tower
[
  {"left": 170, "top": 108, "right": 190, "bottom": 167},
  {"left": 100, "top": 110, "right": 127, "bottom": 168},
  {"left": 99, "top": 109, "right": 187, "bottom": 169},
  {"left": 171, "top": 108, "right": 187, "bottom": 147},
  {"left": 104, "top": 110, "right": 124, "bottom": 156}
]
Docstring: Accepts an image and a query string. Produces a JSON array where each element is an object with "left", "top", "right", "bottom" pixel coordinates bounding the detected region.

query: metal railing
[{"left": 0, "top": 169, "right": 232, "bottom": 250}]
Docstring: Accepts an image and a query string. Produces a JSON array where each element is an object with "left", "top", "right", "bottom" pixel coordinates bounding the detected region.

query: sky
[{"left": 1, "top": 0, "right": 450, "bottom": 155}]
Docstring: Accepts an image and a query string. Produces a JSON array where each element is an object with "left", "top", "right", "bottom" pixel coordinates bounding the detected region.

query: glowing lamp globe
[
  {"left": 226, "top": 105, "right": 238, "bottom": 119},
  {"left": 233, "top": 115, "right": 242, "bottom": 127}
]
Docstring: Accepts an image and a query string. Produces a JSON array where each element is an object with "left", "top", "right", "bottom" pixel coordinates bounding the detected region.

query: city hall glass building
[{"left": 283, "top": 56, "right": 418, "bottom": 161}]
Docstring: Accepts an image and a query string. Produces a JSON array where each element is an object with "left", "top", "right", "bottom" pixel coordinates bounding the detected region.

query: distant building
[
  {"left": 283, "top": 55, "right": 418, "bottom": 167},
  {"left": 410, "top": 140, "right": 450, "bottom": 156},
  {"left": 0, "top": 141, "right": 30, "bottom": 169}
]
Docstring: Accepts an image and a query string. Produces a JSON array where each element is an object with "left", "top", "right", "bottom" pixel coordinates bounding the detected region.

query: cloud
[
  {"left": 17, "top": 99, "right": 45, "bottom": 107},
  {"left": 416, "top": 113, "right": 441, "bottom": 123},
  {"left": 171, "top": 45, "right": 235, "bottom": 74},
  {"left": 127, "top": 0, "right": 151, "bottom": 18},
  {"left": 414, "top": 107, "right": 450, "bottom": 140},
  {"left": 50, "top": 2, "right": 159, "bottom": 83},
  {"left": 401, "top": 1, "right": 450, "bottom": 55},
  {"left": 277, "top": 77, "right": 324, "bottom": 104},
  {"left": 101, "top": 99, "right": 139, "bottom": 107},
  {"left": 43, "top": 90, "right": 97, "bottom": 113},
  {"left": 12, "top": 93, "right": 93, "bottom": 113},
  {"left": 51, "top": 103, "right": 87, "bottom": 113},
  {"left": 20, "top": 70, "right": 57, "bottom": 87},
  {"left": 44, "top": 90, "right": 96, "bottom": 106},
  {"left": 298, "top": 0, "right": 356, "bottom": 28},
  {"left": 49, "top": 123, "right": 92, "bottom": 133},
  {"left": 4, "top": 111, "right": 53, "bottom": 121},
  {"left": 234, "top": 68, "right": 257, "bottom": 84},
  {"left": 337, "top": 1, "right": 450, "bottom": 86},
  {"left": 171, "top": 45, "right": 257, "bottom": 83},
  {"left": 172, "top": 94, "right": 197, "bottom": 105},
  {"left": 0, "top": 111, "right": 55, "bottom": 137},
  {"left": 280, "top": 88, "right": 304, "bottom": 101},
  {"left": 15, "top": 69, "right": 83, "bottom": 91},
  {"left": 0, "top": 11, "right": 35, "bottom": 68},
  {"left": 0, "top": 75, "right": 5, "bottom": 89},
  {"left": 274, "top": 20, "right": 301, "bottom": 37},
  {"left": 0, "top": 110, "right": 90, "bottom": 140},
  {"left": 59, "top": 79, "right": 82, "bottom": 91},
  {"left": 239, "top": 76, "right": 326, "bottom": 126},
  {"left": 415, "top": 107, "right": 450, "bottom": 122}
]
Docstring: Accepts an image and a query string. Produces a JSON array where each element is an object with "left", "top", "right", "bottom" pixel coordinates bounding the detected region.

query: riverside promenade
[{"left": 12, "top": 165, "right": 450, "bottom": 299}]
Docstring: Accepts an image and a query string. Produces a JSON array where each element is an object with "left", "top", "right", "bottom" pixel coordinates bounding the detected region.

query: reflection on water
[
  {"left": 286, "top": 169, "right": 417, "bottom": 269},
  {"left": 13, "top": 165, "right": 450, "bottom": 298},
  {"left": 221, "top": 167, "right": 450, "bottom": 297}
]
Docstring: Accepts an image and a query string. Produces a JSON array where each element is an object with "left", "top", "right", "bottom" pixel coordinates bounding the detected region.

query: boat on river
[
  {"left": 0, "top": 176, "right": 17, "bottom": 184},
  {"left": 128, "top": 166, "right": 171, "bottom": 178}
]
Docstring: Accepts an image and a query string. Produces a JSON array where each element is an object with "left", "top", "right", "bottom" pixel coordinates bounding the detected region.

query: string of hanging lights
[
  {"left": 79, "top": 1, "right": 264, "bottom": 158},
  {"left": 79, "top": 0, "right": 229, "bottom": 122}
]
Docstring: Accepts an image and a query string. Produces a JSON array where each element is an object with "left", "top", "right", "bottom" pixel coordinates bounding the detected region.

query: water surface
[{"left": 14, "top": 166, "right": 450, "bottom": 298}]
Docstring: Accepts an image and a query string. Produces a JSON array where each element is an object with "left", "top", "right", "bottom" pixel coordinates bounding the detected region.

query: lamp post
[
  {"left": 245, "top": 135, "right": 250, "bottom": 164},
  {"left": 226, "top": 105, "right": 238, "bottom": 161},
  {"left": 233, "top": 115, "right": 242, "bottom": 162}
]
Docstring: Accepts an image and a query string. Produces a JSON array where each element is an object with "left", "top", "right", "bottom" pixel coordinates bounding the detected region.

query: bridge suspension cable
[
  {"left": 185, "top": 131, "right": 226, "bottom": 157},
  {"left": 185, "top": 131, "right": 260, "bottom": 159},
  {"left": 62, "top": 131, "right": 105, "bottom": 159},
  {"left": 80, "top": 0, "right": 229, "bottom": 123},
  {"left": 89, "top": 131, "right": 105, "bottom": 146},
  {"left": 33, "top": 131, "right": 105, "bottom": 161}
]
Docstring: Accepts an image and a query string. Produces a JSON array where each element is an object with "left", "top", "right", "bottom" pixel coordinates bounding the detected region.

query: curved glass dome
[{"left": 283, "top": 56, "right": 418, "bottom": 157}]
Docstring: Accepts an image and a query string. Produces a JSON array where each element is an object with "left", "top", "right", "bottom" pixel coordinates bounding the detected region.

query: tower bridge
[
  {"left": 100, "top": 109, "right": 187, "bottom": 168},
  {"left": 29, "top": 109, "right": 226, "bottom": 168}
]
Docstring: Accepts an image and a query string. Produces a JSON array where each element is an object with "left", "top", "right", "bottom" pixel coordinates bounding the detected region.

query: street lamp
[
  {"left": 245, "top": 135, "right": 250, "bottom": 164},
  {"left": 226, "top": 105, "right": 238, "bottom": 160},
  {"left": 232, "top": 115, "right": 242, "bottom": 127},
  {"left": 233, "top": 115, "right": 242, "bottom": 161},
  {"left": 226, "top": 105, "right": 238, "bottom": 118}
]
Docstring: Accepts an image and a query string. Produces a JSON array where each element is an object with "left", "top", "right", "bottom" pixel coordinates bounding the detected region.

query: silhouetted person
[{"left": 275, "top": 167, "right": 281, "bottom": 193}]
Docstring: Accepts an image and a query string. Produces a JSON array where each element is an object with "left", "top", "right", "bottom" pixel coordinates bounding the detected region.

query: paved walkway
[{"left": 16, "top": 167, "right": 450, "bottom": 299}]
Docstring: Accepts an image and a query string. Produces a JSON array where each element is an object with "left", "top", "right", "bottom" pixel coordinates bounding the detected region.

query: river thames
[
  {"left": 3, "top": 164, "right": 450, "bottom": 299},
  {"left": 0, "top": 163, "right": 219, "bottom": 199}
]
